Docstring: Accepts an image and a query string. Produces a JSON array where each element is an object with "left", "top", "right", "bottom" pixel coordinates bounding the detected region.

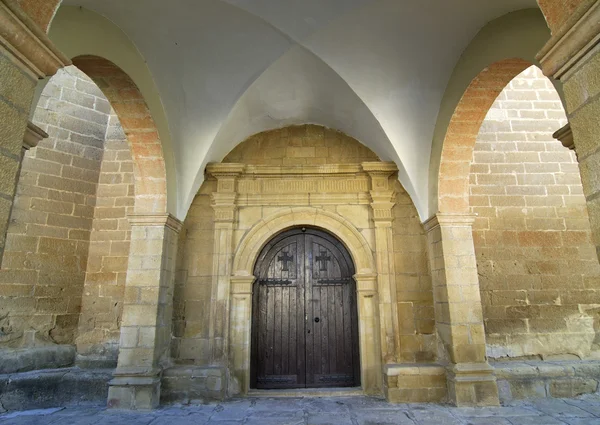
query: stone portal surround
[{"left": 208, "top": 161, "right": 392, "bottom": 399}]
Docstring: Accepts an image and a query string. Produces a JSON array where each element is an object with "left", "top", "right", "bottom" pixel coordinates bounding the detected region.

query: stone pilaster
[
  {"left": 0, "top": 0, "right": 69, "bottom": 261},
  {"left": 354, "top": 273, "right": 383, "bottom": 395},
  {"left": 537, "top": 1, "right": 600, "bottom": 261},
  {"left": 362, "top": 162, "right": 400, "bottom": 363},
  {"left": 424, "top": 214, "right": 499, "bottom": 407},
  {"left": 107, "top": 214, "right": 182, "bottom": 410},
  {"left": 228, "top": 275, "right": 255, "bottom": 395},
  {"left": 205, "top": 163, "right": 245, "bottom": 364}
]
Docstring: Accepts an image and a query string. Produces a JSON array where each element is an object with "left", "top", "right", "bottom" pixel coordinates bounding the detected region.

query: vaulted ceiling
[{"left": 59, "top": 0, "right": 539, "bottom": 219}]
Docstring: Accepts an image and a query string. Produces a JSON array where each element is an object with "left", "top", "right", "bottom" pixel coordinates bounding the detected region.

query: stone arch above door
[{"left": 233, "top": 207, "right": 376, "bottom": 277}]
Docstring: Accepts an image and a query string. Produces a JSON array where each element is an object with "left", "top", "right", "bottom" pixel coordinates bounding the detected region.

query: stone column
[
  {"left": 538, "top": 1, "right": 600, "bottom": 262},
  {"left": 0, "top": 0, "right": 69, "bottom": 260},
  {"left": 362, "top": 162, "right": 401, "bottom": 363},
  {"left": 424, "top": 213, "right": 499, "bottom": 407},
  {"left": 107, "top": 214, "right": 182, "bottom": 410},
  {"left": 229, "top": 275, "right": 255, "bottom": 395},
  {"left": 205, "top": 163, "right": 245, "bottom": 365}
]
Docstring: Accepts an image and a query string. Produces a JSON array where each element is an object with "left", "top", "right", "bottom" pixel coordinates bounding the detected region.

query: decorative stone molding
[
  {"left": 127, "top": 213, "right": 183, "bottom": 233},
  {"left": 553, "top": 123, "right": 575, "bottom": 151},
  {"left": 536, "top": 0, "right": 600, "bottom": 79},
  {"left": 423, "top": 213, "right": 477, "bottom": 232},
  {"left": 22, "top": 121, "right": 47, "bottom": 150},
  {"left": 0, "top": 0, "right": 70, "bottom": 79},
  {"left": 362, "top": 162, "right": 398, "bottom": 224}
]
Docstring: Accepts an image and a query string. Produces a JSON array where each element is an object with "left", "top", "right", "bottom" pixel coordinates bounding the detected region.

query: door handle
[{"left": 314, "top": 317, "right": 320, "bottom": 323}]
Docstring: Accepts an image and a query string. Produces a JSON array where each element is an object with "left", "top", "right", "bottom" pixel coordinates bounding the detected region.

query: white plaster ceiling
[{"left": 61, "top": 0, "right": 538, "bottom": 219}]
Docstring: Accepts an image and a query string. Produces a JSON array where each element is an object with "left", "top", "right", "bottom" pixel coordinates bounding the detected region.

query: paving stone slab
[{"left": 529, "top": 399, "right": 594, "bottom": 417}]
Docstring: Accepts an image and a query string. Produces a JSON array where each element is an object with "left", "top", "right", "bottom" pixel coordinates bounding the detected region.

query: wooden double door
[{"left": 251, "top": 227, "right": 360, "bottom": 389}]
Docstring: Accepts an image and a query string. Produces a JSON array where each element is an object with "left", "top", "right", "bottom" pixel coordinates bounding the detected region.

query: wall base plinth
[
  {"left": 447, "top": 363, "right": 500, "bottom": 407},
  {"left": 107, "top": 368, "right": 161, "bottom": 410},
  {"left": 383, "top": 363, "right": 447, "bottom": 403}
]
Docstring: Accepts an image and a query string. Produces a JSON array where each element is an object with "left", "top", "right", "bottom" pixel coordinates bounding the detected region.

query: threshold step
[{"left": 247, "top": 387, "right": 364, "bottom": 398}]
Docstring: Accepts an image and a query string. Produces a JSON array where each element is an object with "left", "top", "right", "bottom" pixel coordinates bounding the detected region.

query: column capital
[
  {"left": 23, "top": 121, "right": 47, "bottom": 150},
  {"left": 127, "top": 213, "right": 183, "bottom": 233},
  {"left": 354, "top": 273, "right": 378, "bottom": 294},
  {"left": 230, "top": 275, "right": 255, "bottom": 295},
  {"left": 423, "top": 213, "right": 477, "bottom": 232},
  {"left": 0, "top": 0, "right": 70, "bottom": 79},
  {"left": 536, "top": 0, "right": 600, "bottom": 79}
]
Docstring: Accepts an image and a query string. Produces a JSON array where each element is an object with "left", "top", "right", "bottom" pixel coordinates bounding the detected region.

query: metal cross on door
[{"left": 251, "top": 227, "right": 360, "bottom": 389}]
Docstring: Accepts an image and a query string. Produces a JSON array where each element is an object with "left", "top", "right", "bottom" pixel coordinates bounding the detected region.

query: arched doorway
[{"left": 250, "top": 227, "right": 361, "bottom": 389}]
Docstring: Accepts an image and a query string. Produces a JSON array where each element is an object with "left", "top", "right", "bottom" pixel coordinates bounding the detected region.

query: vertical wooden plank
[
  {"left": 328, "top": 284, "right": 336, "bottom": 375},
  {"left": 266, "top": 285, "right": 274, "bottom": 376},
  {"left": 335, "top": 284, "right": 343, "bottom": 374},
  {"left": 281, "top": 285, "right": 289, "bottom": 375},
  {"left": 299, "top": 233, "right": 307, "bottom": 387},
  {"left": 321, "top": 284, "right": 328, "bottom": 376},
  {"left": 273, "top": 284, "right": 282, "bottom": 375},
  {"left": 343, "top": 283, "right": 352, "bottom": 373}
]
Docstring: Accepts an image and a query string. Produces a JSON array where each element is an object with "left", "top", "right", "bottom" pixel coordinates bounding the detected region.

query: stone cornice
[
  {"left": 205, "top": 163, "right": 245, "bottom": 178},
  {"left": 127, "top": 213, "right": 183, "bottom": 233},
  {"left": 0, "top": 0, "right": 70, "bottom": 79},
  {"left": 537, "top": 0, "right": 600, "bottom": 79},
  {"left": 553, "top": 123, "right": 575, "bottom": 151},
  {"left": 207, "top": 162, "right": 399, "bottom": 178},
  {"left": 22, "top": 121, "right": 47, "bottom": 150},
  {"left": 423, "top": 213, "right": 477, "bottom": 232},
  {"left": 361, "top": 161, "right": 398, "bottom": 175}
]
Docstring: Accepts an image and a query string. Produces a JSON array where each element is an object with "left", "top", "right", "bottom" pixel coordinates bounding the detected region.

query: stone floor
[{"left": 2, "top": 395, "right": 600, "bottom": 425}]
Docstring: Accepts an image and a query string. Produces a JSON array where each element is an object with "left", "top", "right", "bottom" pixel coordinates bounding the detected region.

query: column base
[
  {"left": 107, "top": 368, "right": 162, "bottom": 410},
  {"left": 447, "top": 362, "right": 500, "bottom": 407}
]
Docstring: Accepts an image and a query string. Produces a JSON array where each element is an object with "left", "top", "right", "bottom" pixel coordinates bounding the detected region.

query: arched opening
[{"left": 250, "top": 226, "right": 360, "bottom": 389}]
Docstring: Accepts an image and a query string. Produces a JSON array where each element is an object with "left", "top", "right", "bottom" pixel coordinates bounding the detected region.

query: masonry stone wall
[
  {"left": 173, "top": 125, "right": 433, "bottom": 366},
  {"left": 76, "top": 111, "right": 134, "bottom": 362},
  {"left": 0, "top": 66, "right": 130, "bottom": 353},
  {"left": 471, "top": 66, "right": 600, "bottom": 360},
  {"left": 393, "top": 182, "right": 435, "bottom": 363}
]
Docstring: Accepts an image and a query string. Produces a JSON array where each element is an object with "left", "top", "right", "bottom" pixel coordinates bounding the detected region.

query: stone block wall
[
  {"left": 393, "top": 182, "right": 435, "bottom": 363},
  {"left": 0, "top": 66, "right": 107, "bottom": 346},
  {"left": 0, "top": 51, "right": 36, "bottom": 262},
  {"left": 470, "top": 66, "right": 600, "bottom": 360},
  {"left": 0, "top": 66, "right": 131, "bottom": 355},
  {"left": 76, "top": 111, "right": 134, "bottom": 363}
]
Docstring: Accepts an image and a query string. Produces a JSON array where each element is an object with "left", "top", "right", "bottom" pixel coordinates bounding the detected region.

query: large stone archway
[{"left": 229, "top": 206, "right": 381, "bottom": 396}]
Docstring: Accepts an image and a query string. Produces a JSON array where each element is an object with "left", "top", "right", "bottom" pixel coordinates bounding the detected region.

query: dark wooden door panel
[{"left": 251, "top": 228, "right": 360, "bottom": 389}]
